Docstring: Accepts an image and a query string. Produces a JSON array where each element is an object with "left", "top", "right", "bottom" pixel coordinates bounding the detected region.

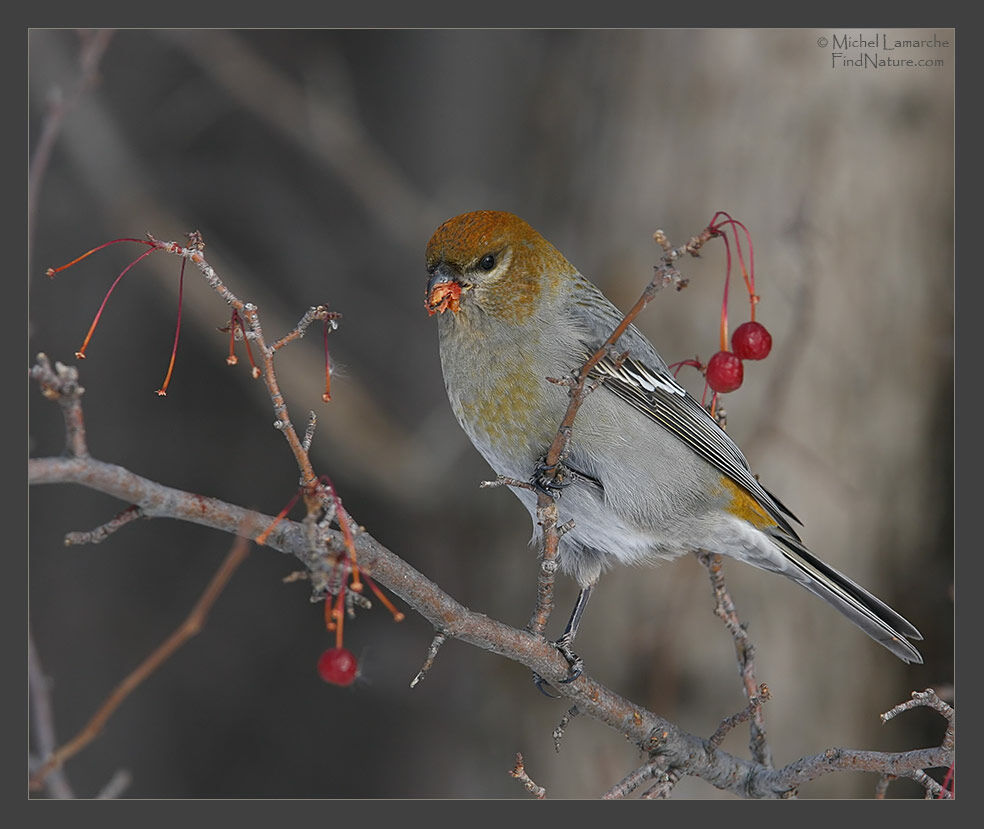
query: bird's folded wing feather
[{"left": 585, "top": 347, "right": 801, "bottom": 538}]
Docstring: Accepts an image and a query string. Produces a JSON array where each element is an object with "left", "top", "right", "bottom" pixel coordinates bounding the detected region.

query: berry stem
[
  {"left": 155, "top": 258, "right": 186, "bottom": 396},
  {"left": 709, "top": 212, "right": 756, "bottom": 320},
  {"left": 235, "top": 311, "right": 260, "bottom": 378},
  {"left": 667, "top": 358, "right": 704, "bottom": 378},
  {"left": 363, "top": 574, "right": 405, "bottom": 622},
  {"left": 719, "top": 233, "right": 732, "bottom": 352},
  {"left": 226, "top": 310, "right": 240, "bottom": 366},
  {"left": 45, "top": 238, "right": 153, "bottom": 277},
  {"left": 75, "top": 247, "right": 157, "bottom": 359},
  {"left": 333, "top": 586, "right": 346, "bottom": 648},
  {"left": 254, "top": 488, "right": 303, "bottom": 546}
]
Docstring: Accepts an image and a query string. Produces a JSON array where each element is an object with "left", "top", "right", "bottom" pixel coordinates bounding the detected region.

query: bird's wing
[{"left": 585, "top": 347, "right": 801, "bottom": 538}]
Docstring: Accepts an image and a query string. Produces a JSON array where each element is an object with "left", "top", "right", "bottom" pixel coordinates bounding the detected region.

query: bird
[{"left": 424, "top": 209, "right": 923, "bottom": 671}]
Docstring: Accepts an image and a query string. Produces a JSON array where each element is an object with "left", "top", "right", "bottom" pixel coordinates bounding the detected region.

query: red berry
[
  {"left": 731, "top": 321, "right": 772, "bottom": 361},
  {"left": 317, "top": 647, "right": 358, "bottom": 686},
  {"left": 706, "top": 351, "right": 744, "bottom": 393}
]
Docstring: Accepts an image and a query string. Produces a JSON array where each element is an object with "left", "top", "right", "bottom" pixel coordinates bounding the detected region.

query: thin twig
[
  {"left": 64, "top": 505, "right": 143, "bottom": 546},
  {"left": 409, "top": 632, "right": 448, "bottom": 688},
  {"left": 144, "top": 236, "right": 327, "bottom": 514},
  {"left": 301, "top": 411, "right": 317, "bottom": 453},
  {"left": 29, "top": 29, "right": 115, "bottom": 259},
  {"left": 29, "top": 535, "right": 251, "bottom": 789},
  {"left": 29, "top": 354, "right": 89, "bottom": 458},
  {"left": 509, "top": 753, "right": 546, "bottom": 799},
  {"left": 553, "top": 705, "right": 581, "bottom": 753},
  {"left": 882, "top": 688, "right": 955, "bottom": 755},
  {"left": 602, "top": 760, "right": 665, "bottom": 799},
  {"left": 907, "top": 768, "right": 951, "bottom": 799},
  {"left": 709, "top": 685, "right": 772, "bottom": 747},
  {"left": 526, "top": 500, "right": 560, "bottom": 636},
  {"left": 874, "top": 773, "right": 894, "bottom": 799},
  {"left": 95, "top": 770, "right": 132, "bottom": 799},
  {"left": 270, "top": 305, "right": 340, "bottom": 352},
  {"left": 697, "top": 551, "right": 772, "bottom": 767},
  {"left": 640, "top": 767, "right": 681, "bottom": 799},
  {"left": 28, "top": 629, "right": 74, "bottom": 798}
]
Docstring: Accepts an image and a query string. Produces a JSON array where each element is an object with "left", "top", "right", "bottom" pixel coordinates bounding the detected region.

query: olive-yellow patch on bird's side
[
  {"left": 719, "top": 476, "right": 777, "bottom": 530},
  {"left": 453, "top": 353, "right": 550, "bottom": 452}
]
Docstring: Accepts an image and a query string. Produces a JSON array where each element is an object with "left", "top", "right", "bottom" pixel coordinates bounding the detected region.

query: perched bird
[{"left": 425, "top": 210, "right": 922, "bottom": 668}]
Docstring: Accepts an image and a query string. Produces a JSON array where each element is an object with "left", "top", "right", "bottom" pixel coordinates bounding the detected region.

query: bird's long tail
[{"left": 767, "top": 532, "right": 923, "bottom": 664}]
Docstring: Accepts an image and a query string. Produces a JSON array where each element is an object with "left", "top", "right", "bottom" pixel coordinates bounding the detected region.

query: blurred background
[{"left": 28, "top": 29, "right": 953, "bottom": 799}]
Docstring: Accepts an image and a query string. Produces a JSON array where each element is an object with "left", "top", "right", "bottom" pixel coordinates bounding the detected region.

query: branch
[
  {"left": 697, "top": 551, "right": 771, "bottom": 767},
  {"left": 28, "top": 452, "right": 953, "bottom": 798},
  {"left": 29, "top": 535, "right": 251, "bottom": 789},
  {"left": 29, "top": 29, "right": 115, "bottom": 258}
]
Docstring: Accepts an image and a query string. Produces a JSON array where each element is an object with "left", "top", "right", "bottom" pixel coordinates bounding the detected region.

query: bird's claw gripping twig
[
  {"left": 532, "top": 458, "right": 575, "bottom": 498},
  {"left": 532, "top": 671, "right": 562, "bottom": 698},
  {"left": 531, "top": 633, "right": 585, "bottom": 696},
  {"left": 553, "top": 631, "right": 584, "bottom": 683}
]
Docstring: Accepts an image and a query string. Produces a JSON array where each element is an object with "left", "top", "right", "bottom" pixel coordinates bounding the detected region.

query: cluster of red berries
[
  {"left": 705, "top": 320, "right": 773, "bottom": 394},
  {"left": 680, "top": 212, "right": 773, "bottom": 400}
]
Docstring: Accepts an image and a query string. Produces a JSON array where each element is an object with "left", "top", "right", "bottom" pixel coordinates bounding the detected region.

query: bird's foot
[
  {"left": 532, "top": 458, "right": 575, "bottom": 498},
  {"left": 530, "top": 632, "right": 584, "bottom": 696},
  {"left": 553, "top": 631, "right": 584, "bottom": 683}
]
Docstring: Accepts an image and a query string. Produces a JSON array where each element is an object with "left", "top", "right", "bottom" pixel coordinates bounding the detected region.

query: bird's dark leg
[
  {"left": 554, "top": 583, "right": 593, "bottom": 683},
  {"left": 532, "top": 582, "right": 595, "bottom": 695}
]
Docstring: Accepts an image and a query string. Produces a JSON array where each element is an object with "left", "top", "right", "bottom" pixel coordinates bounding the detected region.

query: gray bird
[{"left": 425, "top": 209, "right": 923, "bottom": 667}]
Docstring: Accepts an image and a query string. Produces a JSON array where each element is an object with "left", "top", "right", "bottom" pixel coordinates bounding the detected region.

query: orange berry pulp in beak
[{"left": 427, "top": 281, "right": 462, "bottom": 315}]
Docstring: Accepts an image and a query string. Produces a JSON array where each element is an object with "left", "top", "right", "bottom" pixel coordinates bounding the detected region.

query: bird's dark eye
[{"left": 478, "top": 253, "right": 496, "bottom": 271}]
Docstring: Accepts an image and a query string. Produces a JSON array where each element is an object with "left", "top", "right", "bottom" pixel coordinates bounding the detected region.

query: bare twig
[
  {"left": 874, "top": 773, "right": 894, "bottom": 799},
  {"left": 28, "top": 29, "right": 114, "bottom": 259},
  {"left": 29, "top": 535, "right": 251, "bottom": 789},
  {"left": 270, "top": 305, "right": 340, "bottom": 352},
  {"left": 709, "top": 685, "right": 772, "bottom": 747},
  {"left": 135, "top": 235, "right": 337, "bottom": 520},
  {"left": 509, "top": 753, "right": 546, "bottom": 799},
  {"left": 95, "top": 770, "right": 132, "bottom": 799},
  {"left": 882, "top": 688, "right": 955, "bottom": 764},
  {"left": 409, "top": 632, "right": 448, "bottom": 689},
  {"left": 882, "top": 688, "right": 955, "bottom": 751},
  {"left": 301, "top": 411, "right": 318, "bottom": 453},
  {"left": 697, "top": 551, "right": 771, "bottom": 767},
  {"left": 552, "top": 705, "right": 581, "bottom": 753},
  {"left": 526, "top": 500, "right": 561, "bottom": 636},
  {"left": 63, "top": 505, "right": 143, "bottom": 546},
  {"left": 157, "top": 30, "right": 444, "bottom": 248},
  {"left": 29, "top": 354, "right": 89, "bottom": 458},
  {"left": 479, "top": 475, "right": 535, "bottom": 491},
  {"left": 28, "top": 630, "right": 74, "bottom": 798},
  {"left": 640, "top": 767, "right": 681, "bottom": 799},
  {"left": 602, "top": 760, "right": 664, "bottom": 799},
  {"left": 907, "top": 768, "right": 951, "bottom": 799}
]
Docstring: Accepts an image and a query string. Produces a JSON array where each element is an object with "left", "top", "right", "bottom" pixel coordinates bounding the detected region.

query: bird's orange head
[{"left": 425, "top": 211, "right": 575, "bottom": 324}]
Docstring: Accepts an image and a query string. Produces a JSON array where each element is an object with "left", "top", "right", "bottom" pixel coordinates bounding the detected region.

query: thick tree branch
[{"left": 28, "top": 453, "right": 952, "bottom": 798}]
